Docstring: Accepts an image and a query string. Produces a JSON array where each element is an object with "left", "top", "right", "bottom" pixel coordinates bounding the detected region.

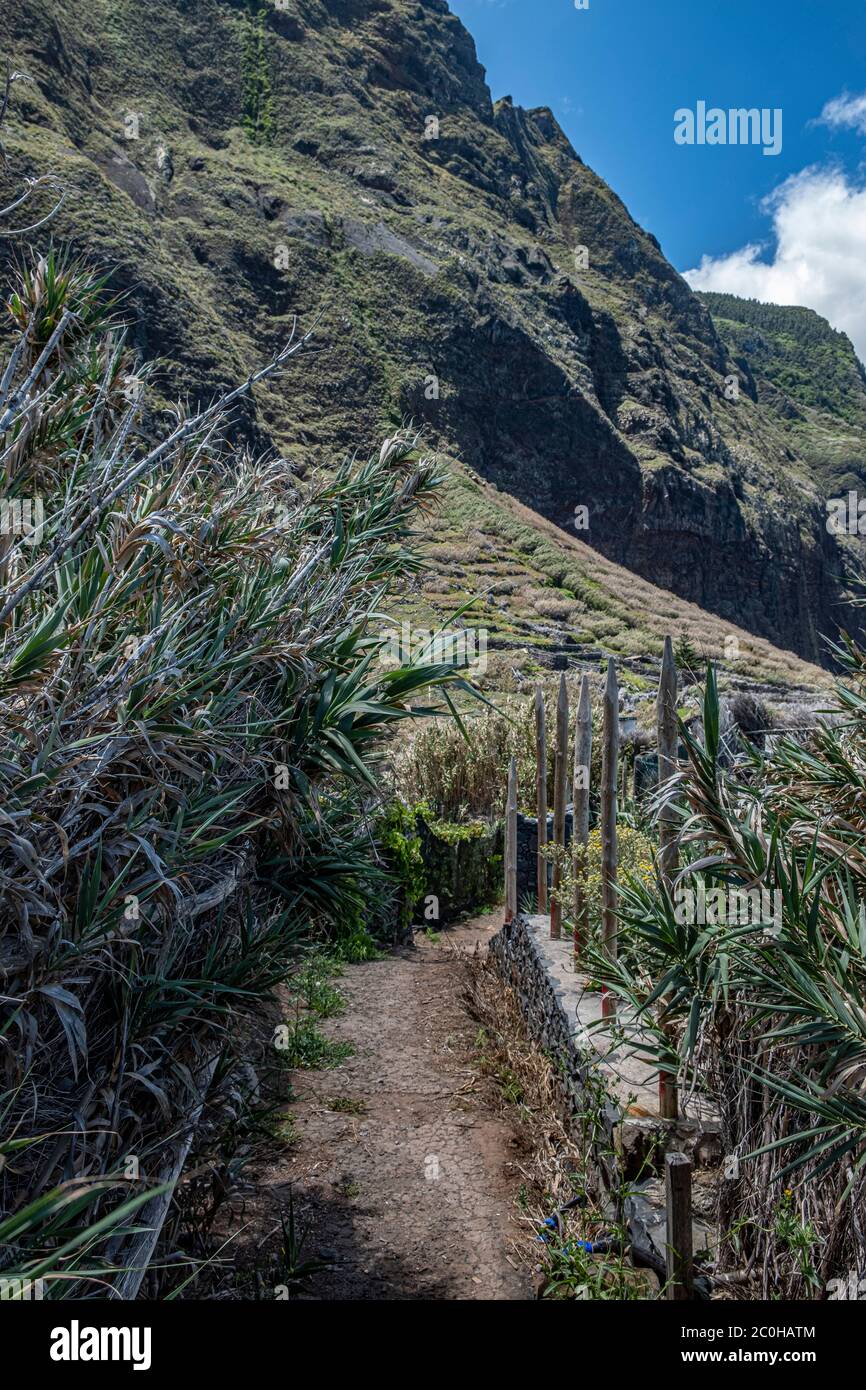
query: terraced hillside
[{"left": 409, "top": 461, "right": 828, "bottom": 697}]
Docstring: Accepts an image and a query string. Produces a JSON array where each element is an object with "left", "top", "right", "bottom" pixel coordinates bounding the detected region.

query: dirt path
[{"left": 257, "top": 915, "right": 532, "bottom": 1300}]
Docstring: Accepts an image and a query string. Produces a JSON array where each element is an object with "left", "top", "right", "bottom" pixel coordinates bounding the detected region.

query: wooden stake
[
  {"left": 600, "top": 658, "right": 619, "bottom": 1015},
  {"left": 573, "top": 674, "right": 592, "bottom": 962},
  {"left": 550, "top": 674, "right": 569, "bottom": 940},
  {"left": 505, "top": 756, "right": 517, "bottom": 924},
  {"left": 657, "top": 635, "right": 679, "bottom": 884},
  {"left": 535, "top": 685, "right": 548, "bottom": 913},
  {"left": 657, "top": 636, "right": 680, "bottom": 1118},
  {"left": 665, "top": 1152, "right": 694, "bottom": 1300}
]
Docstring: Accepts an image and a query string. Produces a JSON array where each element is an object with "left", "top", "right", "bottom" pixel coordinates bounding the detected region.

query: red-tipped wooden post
[
  {"left": 573, "top": 673, "right": 592, "bottom": 962},
  {"left": 505, "top": 756, "right": 517, "bottom": 924},
  {"left": 600, "top": 658, "right": 619, "bottom": 1016},
  {"left": 550, "top": 674, "right": 569, "bottom": 939},
  {"left": 665, "top": 1152, "right": 694, "bottom": 1300},
  {"left": 658, "top": 635, "right": 679, "bottom": 885},
  {"left": 535, "top": 685, "right": 548, "bottom": 913},
  {"left": 657, "top": 636, "right": 680, "bottom": 1118}
]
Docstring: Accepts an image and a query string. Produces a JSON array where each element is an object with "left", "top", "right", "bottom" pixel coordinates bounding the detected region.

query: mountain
[
  {"left": 0, "top": 0, "right": 859, "bottom": 670},
  {"left": 698, "top": 292, "right": 866, "bottom": 498}
]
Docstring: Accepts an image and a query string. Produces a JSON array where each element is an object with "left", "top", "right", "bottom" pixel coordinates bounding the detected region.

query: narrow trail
[{"left": 259, "top": 914, "right": 532, "bottom": 1300}]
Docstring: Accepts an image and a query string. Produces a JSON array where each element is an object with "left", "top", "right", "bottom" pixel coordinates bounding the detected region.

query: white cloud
[
  {"left": 683, "top": 167, "right": 866, "bottom": 361},
  {"left": 818, "top": 90, "right": 866, "bottom": 136}
]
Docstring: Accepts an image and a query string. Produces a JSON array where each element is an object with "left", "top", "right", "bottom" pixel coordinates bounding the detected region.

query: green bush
[
  {"left": 0, "top": 247, "right": 475, "bottom": 1291},
  {"left": 375, "top": 798, "right": 425, "bottom": 934}
]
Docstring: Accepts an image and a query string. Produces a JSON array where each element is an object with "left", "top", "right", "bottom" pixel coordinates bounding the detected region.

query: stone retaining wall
[
  {"left": 516, "top": 809, "right": 573, "bottom": 909},
  {"left": 489, "top": 911, "right": 620, "bottom": 1180},
  {"left": 489, "top": 912, "right": 720, "bottom": 1284},
  {"left": 417, "top": 817, "right": 503, "bottom": 924}
]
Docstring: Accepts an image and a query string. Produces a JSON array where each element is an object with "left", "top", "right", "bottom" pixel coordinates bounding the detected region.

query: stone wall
[
  {"left": 516, "top": 809, "right": 573, "bottom": 909},
  {"left": 489, "top": 910, "right": 620, "bottom": 1180},
  {"left": 417, "top": 817, "right": 504, "bottom": 924},
  {"left": 489, "top": 912, "right": 721, "bottom": 1286}
]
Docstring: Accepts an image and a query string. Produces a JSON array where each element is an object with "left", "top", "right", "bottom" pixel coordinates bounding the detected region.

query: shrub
[
  {"left": 375, "top": 799, "right": 425, "bottom": 934},
  {"left": 727, "top": 691, "right": 771, "bottom": 738},
  {"left": 546, "top": 825, "right": 656, "bottom": 940},
  {"left": 586, "top": 658, "right": 866, "bottom": 1297},
  {"left": 0, "top": 244, "right": 475, "bottom": 1292},
  {"left": 392, "top": 679, "right": 605, "bottom": 821}
]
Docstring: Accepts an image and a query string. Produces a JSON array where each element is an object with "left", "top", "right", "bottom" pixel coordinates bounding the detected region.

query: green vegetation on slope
[
  {"left": 700, "top": 290, "right": 866, "bottom": 495},
  {"left": 242, "top": 0, "right": 276, "bottom": 145},
  {"left": 407, "top": 463, "right": 826, "bottom": 691},
  {"left": 0, "top": 0, "right": 862, "bottom": 663}
]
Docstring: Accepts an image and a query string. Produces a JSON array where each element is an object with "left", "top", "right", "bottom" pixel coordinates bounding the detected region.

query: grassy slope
[{"left": 408, "top": 460, "right": 827, "bottom": 692}]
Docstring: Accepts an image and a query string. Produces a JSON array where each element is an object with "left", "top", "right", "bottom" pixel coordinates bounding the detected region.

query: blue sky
[{"left": 449, "top": 0, "right": 866, "bottom": 357}]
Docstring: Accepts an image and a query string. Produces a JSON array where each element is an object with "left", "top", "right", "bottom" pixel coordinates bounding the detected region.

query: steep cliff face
[
  {"left": 1, "top": 0, "right": 860, "bottom": 663},
  {"left": 699, "top": 292, "right": 866, "bottom": 496}
]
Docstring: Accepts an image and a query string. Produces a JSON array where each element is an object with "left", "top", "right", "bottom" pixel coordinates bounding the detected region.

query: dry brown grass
[
  {"left": 462, "top": 950, "right": 591, "bottom": 1265},
  {"left": 461, "top": 948, "right": 656, "bottom": 1299}
]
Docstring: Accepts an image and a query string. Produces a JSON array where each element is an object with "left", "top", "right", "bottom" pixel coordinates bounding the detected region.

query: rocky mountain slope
[
  {"left": 1, "top": 0, "right": 860, "bottom": 668},
  {"left": 699, "top": 292, "right": 866, "bottom": 498}
]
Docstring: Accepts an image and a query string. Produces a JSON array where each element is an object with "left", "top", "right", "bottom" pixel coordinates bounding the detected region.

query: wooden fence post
[
  {"left": 657, "top": 635, "right": 679, "bottom": 883},
  {"left": 665, "top": 1152, "right": 694, "bottom": 1300},
  {"left": 657, "top": 636, "right": 680, "bottom": 1118},
  {"left": 601, "top": 658, "right": 619, "bottom": 1015},
  {"left": 573, "top": 673, "right": 592, "bottom": 962},
  {"left": 505, "top": 756, "right": 517, "bottom": 924},
  {"left": 535, "top": 685, "right": 548, "bottom": 914},
  {"left": 550, "top": 673, "right": 569, "bottom": 940}
]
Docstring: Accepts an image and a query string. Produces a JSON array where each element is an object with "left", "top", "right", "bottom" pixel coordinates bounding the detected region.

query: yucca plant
[
  {"left": 0, "top": 1182, "right": 169, "bottom": 1299},
  {"left": 581, "top": 659, "right": 866, "bottom": 1297},
  {"left": 0, "top": 241, "right": 478, "bottom": 1294}
]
